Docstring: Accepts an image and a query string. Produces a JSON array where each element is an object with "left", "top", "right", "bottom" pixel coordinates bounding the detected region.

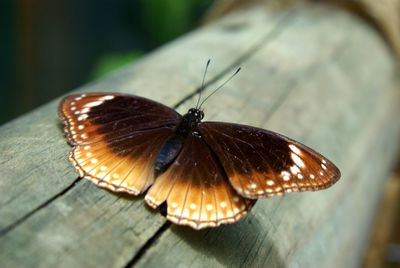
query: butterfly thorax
[{"left": 174, "top": 108, "right": 204, "bottom": 137}]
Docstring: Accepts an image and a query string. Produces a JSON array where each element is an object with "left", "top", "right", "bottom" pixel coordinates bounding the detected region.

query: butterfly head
[
  {"left": 187, "top": 108, "right": 204, "bottom": 122},
  {"left": 176, "top": 108, "right": 204, "bottom": 136}
]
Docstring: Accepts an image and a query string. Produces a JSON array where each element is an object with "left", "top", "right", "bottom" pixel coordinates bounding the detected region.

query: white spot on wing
[
  {"left": 200, "top": 213, "right": 208, "bottom": 221},
  {"left": 182, "top": 209, "right": 189, "bottom": 218},
  {"left": 85, "top": 101, "right": 103, "bottom": 107},
  {"left": 81, "top": 108, "right": 90, "bottom": 114},
  {"left": 281, "top": 171, "right": 291, "bottom": 181},
  {"left": 78, "top": 114, "right": 88, "bottom": 121},
  {"left": 101, "top": 95, "right": 115, "bottom": 100},
  {"left": 290, "top": 165, "right": 300, "bottom": 175},
  {"left": 289, "top": 144, "right": 301, "bottom": 155},
  {"left": 291, "top": 153, "right": 305, "bottom": 168},
  {"left": 266, "top": 180, "right": 274, "bottom": 186}
]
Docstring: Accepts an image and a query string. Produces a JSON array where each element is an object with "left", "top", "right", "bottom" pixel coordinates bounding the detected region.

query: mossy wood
[{"left": 1, "top": 3, "right": 399, "bottom": 268}]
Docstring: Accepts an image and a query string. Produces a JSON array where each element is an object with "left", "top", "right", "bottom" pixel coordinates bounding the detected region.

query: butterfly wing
[
  {"left": 59, "top": 93, "right": 181, "bottom": 145},
  {"left": 145, "top": 134, "right": 255, "bottom": 229},
  {"left": 199, "top": 122, "right": 341, "bottom": 199},
  {"left": 59, "top": 93, "right": 181, "bottom": 194}
]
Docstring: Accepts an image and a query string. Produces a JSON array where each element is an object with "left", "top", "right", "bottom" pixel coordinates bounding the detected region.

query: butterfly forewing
[
  {"left": 59, "top": 93, "right": 181, "bottom": 145},
  {"left": 199, "top": 122, "right": 340, "bottom": 199},
  {"left": 145, "top": 134, "right": 255, "bottom": 230},
  {"left": 59, "top": 93, "right": 181, "bottom": 194}
]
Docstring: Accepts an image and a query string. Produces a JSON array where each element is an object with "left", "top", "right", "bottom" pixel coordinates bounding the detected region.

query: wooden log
[{"left": 0, "top": 3, "right": 399, "bottom": 268}]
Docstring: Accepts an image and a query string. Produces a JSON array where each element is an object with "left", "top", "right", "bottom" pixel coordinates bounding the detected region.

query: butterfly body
[
  {"left": 175, "top": 108, "right": 204, "bottom": 135},
  {"left": 59, "top": 93, "right": 340, "bottom": 229},
  {"left": 154, "top": 108, "right": 204, "bottom": 175}
]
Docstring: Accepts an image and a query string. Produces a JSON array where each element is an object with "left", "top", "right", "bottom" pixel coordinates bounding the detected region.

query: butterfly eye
[{"left": 187, "top": 108, "right": 203, "bottom": 120}]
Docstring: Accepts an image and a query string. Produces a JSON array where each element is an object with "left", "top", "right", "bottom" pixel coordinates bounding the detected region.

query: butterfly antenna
[
  {"left": 196, "top": 59, "right": 211, "bottom": 109},
  {"left": 199, "top": 67, "right": 241, "bottom": 109}
]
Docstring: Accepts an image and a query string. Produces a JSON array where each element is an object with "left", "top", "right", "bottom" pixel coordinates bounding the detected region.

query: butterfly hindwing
[
  {"left": 199, "top": 122, "right": 341, "bottom": 199},
  {"left": 59, "top": 93, "right": 181, "bottom": 194},
  {"left": 145, "top": 133, "right": 255, "bottom": 229}
]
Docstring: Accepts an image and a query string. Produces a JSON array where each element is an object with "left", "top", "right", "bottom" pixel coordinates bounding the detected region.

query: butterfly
[{"left": 59, "top": 61, "right": 340, "bottom": 230}]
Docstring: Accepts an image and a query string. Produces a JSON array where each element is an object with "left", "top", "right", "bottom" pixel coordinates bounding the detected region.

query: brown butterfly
[{"left": 59, "top": 62, "right": 340, "bottom": 229}]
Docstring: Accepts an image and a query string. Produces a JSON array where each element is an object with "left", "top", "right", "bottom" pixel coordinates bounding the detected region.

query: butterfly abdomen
[
  {"left": 154, "top": 108, "right": 204, "bottom": 176},
  {"left": 154, "top": 136, "right": 183, "bottom": 176}
]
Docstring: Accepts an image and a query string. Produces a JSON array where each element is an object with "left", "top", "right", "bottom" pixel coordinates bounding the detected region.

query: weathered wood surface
[{"left": 1, "top": 3, "right": 400, "bottom": 268}]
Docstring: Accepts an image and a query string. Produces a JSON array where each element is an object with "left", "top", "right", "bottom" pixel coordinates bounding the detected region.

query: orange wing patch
[
  {"left": 70, "top": 127, "right": 174, "bottom": 195},
  {"left": 145, "top": 134, "right": 255, "bottom": 229}
]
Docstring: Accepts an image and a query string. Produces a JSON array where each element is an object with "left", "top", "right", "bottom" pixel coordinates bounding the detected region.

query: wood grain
[{"left": 0, "top": 3, "right": 399, "bottom": 268}]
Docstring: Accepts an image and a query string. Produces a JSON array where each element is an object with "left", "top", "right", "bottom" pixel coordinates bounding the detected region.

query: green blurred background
[{"left": 0, "top": 0, "right": 212, "bottom": 125}]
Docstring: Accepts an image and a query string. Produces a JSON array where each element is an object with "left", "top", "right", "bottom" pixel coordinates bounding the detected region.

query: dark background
[{"left": 0, "top": 0, "right": 212, "bottom": 125}]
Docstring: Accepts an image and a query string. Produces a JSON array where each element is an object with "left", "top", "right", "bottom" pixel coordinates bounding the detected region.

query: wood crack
[
  {"left": 123, "top": 221, "right": 172, "bottom": 268},
  {"left": 0, "top": 177, "right": 82, "bottom": 237}
]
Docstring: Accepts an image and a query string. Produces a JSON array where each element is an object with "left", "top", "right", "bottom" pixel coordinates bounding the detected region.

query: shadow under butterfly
[
  {"left": 58, "top": 60, "right": 341, "bottom": 230},
  {"left": 169, "top": 213, "right": 285, "bottom": 267}
]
